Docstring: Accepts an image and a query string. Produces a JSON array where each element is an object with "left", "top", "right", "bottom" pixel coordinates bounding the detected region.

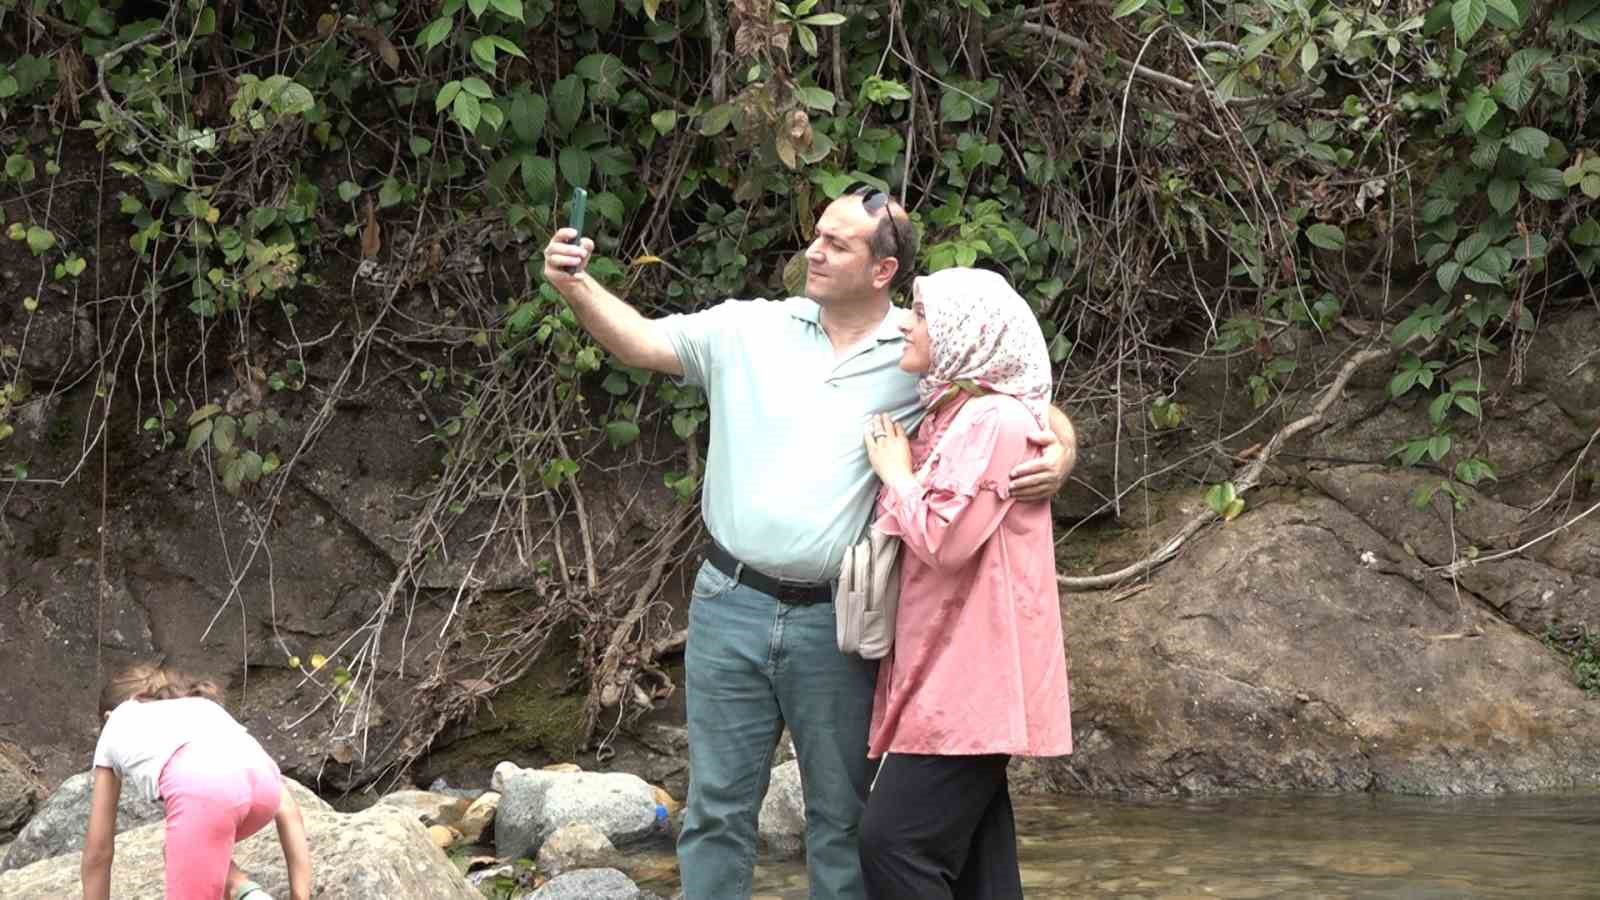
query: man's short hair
[{"left": 846, "top": 185, "right": 918, "bottom": 289}]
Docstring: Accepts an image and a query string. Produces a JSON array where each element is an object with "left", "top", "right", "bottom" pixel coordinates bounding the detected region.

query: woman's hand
[{"left": 864, "top": 414, "right": 917, "bottom": 494}]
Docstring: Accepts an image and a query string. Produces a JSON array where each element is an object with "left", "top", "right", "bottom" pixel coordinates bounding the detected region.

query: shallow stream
[{"left": 636, "top": 794, "right": 1600, "bottom": 898}]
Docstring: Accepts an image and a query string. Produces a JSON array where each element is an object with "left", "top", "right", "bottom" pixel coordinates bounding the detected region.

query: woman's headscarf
[{"left": 912, "top": 267, "right": 1052, "bottom": 427}]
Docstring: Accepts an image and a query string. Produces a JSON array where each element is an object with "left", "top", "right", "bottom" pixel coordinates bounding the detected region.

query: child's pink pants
[{"left": 158, "top": 737, "right": 283, "bottom": 900}]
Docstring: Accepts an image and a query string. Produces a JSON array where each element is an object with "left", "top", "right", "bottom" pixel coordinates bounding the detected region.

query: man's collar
[{"left": 786, "top": 297, "right": 905, "bottom": 342}]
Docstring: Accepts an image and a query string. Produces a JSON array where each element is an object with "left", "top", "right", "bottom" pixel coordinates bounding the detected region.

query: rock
[
  {"left": 0, "top": 804, "right": 481, "bottom": 899},
  {"left": 1, "top": 771, "right": 330, "bottom": 872},
  {"left": 427, "top": 824, "right": 460, "bottom": 849},
  {"left": 1051, "top": 493, "right": 1600, "bottom": 795},
  {"left": 536, "top": 823, "right": 617, "bottom": 877},
  {"left": 457, "top": 790, "right": 499, "bottom": 843},
  {"left": 0, "top": 746, "right": 43, "bottom": 842},
  {"left": 494, "top": 763, "right": 660, "bottom": 859},
  {"left": 543, "top": 762, "right": 583, "bottom": 773},
  {"left": 525, "top": 867, "right": 657, "bottom": 900},
  {"left": 757, "top": 760, "right": 805, "bottom": 858},
  {"left": 377, "top": 789, "right": 471, "bottom": 827}
]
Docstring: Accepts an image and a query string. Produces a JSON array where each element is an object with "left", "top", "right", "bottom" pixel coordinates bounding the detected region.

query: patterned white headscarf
[{"left": 912, "top": 267, "right": 1052, "bottom": 427}]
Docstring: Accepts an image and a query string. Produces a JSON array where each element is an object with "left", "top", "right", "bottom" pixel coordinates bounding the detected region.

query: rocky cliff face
[{"left": 1, "top": 284, "right": 1596, "bottom": 800}]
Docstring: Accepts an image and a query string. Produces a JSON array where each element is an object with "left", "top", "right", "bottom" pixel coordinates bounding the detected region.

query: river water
[{"left": 636, "top": 794, "right": 1600, "bottom": 898}]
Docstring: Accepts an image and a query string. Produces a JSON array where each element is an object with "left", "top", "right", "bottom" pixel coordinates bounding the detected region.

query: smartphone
[
  {"left": 565, "top": 186, "right": 588, "bottom": 272},
  {"left": 568, "top": 186, "right": 588, "bottom": 238}
]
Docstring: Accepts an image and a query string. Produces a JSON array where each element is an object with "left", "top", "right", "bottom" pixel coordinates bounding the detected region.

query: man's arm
[
  {"left": 542, "top": 228, "right": 683, "bottom": 376},
  {"left": 1009, "top": 404, "right": 1077, "bottom": 502}
]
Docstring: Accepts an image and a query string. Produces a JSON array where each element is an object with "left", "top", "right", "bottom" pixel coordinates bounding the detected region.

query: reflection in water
[{"left": 639, "top": 795, "right": 1600, "bottom": 898}]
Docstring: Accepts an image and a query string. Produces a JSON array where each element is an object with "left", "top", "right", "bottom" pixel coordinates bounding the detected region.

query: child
[{"left": 81, "top": 663, "right": 312, "bottom": 900}]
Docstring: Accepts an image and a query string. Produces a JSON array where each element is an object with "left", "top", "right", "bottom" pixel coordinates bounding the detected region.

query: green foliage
[{"left": 0, "top": 0, "right": 1594, "bottom": 519}]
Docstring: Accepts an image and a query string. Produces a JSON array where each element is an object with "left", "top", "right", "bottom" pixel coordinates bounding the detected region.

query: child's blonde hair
[{"left": 98, "top": 663, "right": 225, "bottom": 716}]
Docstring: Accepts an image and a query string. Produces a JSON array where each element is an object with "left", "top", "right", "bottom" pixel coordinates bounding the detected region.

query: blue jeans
[{"left": 678, "top": 561, "right": 878, "bottom": 900}]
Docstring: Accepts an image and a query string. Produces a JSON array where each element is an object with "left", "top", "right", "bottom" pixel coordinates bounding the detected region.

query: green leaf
[
  {"left": 1476, "top": 246, "right": 1513, "bottom": 277},
  {"left": 1487, "top": 177, "right": 1519, "bottom": 213},
  {"left": 470, "top": 36, "right": 499, "bottom": 73},
  {"left": 591, "top": 191, "right": 625, "bottom": 225},
  {"left": 1455, "top": 395, "right": 1483, "bottom": 418},
  {"left": 700, "top": 103, "right": 735, "bottom": 135},
  {"left": 559, "top": 147, "right": 592, "bottom": 187},
  {"left": 1484, "top": 0, "right": 1520, "bottom": 26},
  {"left": 212, "top": 415, "right": 239, "bottom": 455},
  {"left": 0, "top": 76, "right": 17, "bottom": 99},
  {"left": 604, "top": 420, "right": 640, "bottom": 449},
  {"left": 940, "top": 88, "right": 976, "bottom": 124},
  {"left": 796, "top": 86, "right": 835, "bottom": 111},
  {"left": 550, "top": 76, "right": 586, "bottom": 132},
  {"left": 1389, "top": 369, "right": 1421, "bottom": 398},
  {"left": 511, "top": 91, "right": 547, "bottom": 144},
  {"left": 1572, "top": 218, "right": 1600, "bottom": 247},
  {"left": 1305, "top": 223, "right": 1346, "bottom": 250},
  {"left": 1436, "top": 260, "right": 1463, "bottom": 292},
  {"left": 453, "top": 91, "right": 482, "bottom": 132},
  {"left": 801, "top": 12, "right": 847, "bottom": 25},
  {"left": 1300, "top": 39, "right": 1319, "bottom": 72},
  {"left": 1462, "top": 263, "right": 1499, "bottom": 285},
  {"left": 574, "top": 53, "right": 626, "bottom": 102},
  {"left": 520, "top": 154, "right": 557, "bottom": 202},
  {"left": 435, "top": 80, "right": 462, "bottom": 113},
  {"left": 490, "top": 0, "right": 524, "bottom": 20},
  {"left": 468, "top": 0, "right": 488, "bottom": 16},
  {"left": 1454, "top": 231, "right": 1491, "bottom": 263},
  {"left": 460, "top": 77, "right": 493, "bottom": 99},
  {"left": 1452, "top": 0, "right": 1487, "bottom": 42},
  {"left": 417, "top": 17, "right": 452, "bottom": 50},
  {"left": 1506, "top": 126, "right": 1550, "bottom": 159},
  {"left": 185, "top": 419, "right": 214, "bottom": 456},
  {"left": 337, "top": 180, "right": 362, "bottom": 202},
  {"left": 1429, "top": 392, "right": 1455, "bottom": 425},
  {"left": 63, "top": 256, "right": 86, "bottom": 277},
  {"left": 1524, "top": 167, "right": 1568, "bottom": 201},
  {"left": 1427, "top": 434, "right": 1453, "bottom": 462},
  {"left": 1462, "top": 88, "right": 1498, "bottom": 132},
  {"left": 25, "top": 226, "right": 54, "bottom": 256},
  {"left": 578, "top": 0, "right": 615, "bottom": 30},
  {"left": 650, "top": 110, "right": 678, "bottom": 134},
  {"left": 1110, "top": 0, "right": 1151, "bottom": 17}
]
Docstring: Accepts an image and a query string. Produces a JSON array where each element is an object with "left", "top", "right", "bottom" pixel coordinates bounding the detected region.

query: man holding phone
[{"left": 541, "top": 187, "right": 1077, "bottom": 900}]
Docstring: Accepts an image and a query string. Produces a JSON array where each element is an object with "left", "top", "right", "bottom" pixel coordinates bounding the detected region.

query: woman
[
  {"left": 82, "top": 663, "right": 311, "bottom": 900},
  {"left": 859, "top": 267, "right": 1072, "bottom": 900}
]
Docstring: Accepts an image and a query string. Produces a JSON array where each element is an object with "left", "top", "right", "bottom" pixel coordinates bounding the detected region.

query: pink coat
[{"left": 867, "top": 392, "right": 1073, "bottom": 759}]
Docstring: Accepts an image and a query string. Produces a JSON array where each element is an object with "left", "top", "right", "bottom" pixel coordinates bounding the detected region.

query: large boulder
[
  {"left": 536, "top": 823, "right": 617, "bottom": 877},
  {"left": 1054, "top": 491, "right": 1600, "bottom": 795},
  {"left": 1, "top": 771, "right": 330, "bottom": 872},
  {"left": 0, "top": 804, "right": 480, "bottom": 899},
  {"left": 0, "top": 746, "right": 43, "bottom": 842},
  {"left": 493, "top": 762, "right": 660, "bottom": 858},
  {"left": 756, "top": 760, "right": 805, "bottom": 858},
  {"left": 524, "top": 867, "right": 658, "bottom": 900}
]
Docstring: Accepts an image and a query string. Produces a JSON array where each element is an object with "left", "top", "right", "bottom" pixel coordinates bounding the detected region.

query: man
[{"left": 541, "top": 187, "right": 1077, "bottom": 900}]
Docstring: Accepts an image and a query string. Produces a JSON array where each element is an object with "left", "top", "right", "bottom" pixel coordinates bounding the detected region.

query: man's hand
[
  {"left": 542, "top": 227, "right": 594, "bottom": 292},
  {"left": 1009, "top": 407, "right": 1077, "bottom": 502}
]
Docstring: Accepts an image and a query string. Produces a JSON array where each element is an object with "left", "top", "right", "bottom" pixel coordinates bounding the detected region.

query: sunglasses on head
[{"left": 844, "top": 182, "right": 912, "bottom": 268}]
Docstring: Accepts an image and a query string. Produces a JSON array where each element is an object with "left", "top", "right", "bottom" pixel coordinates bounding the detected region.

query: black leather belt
[{"left": 705, "top": 542, "right": 833, "bottom": 606}]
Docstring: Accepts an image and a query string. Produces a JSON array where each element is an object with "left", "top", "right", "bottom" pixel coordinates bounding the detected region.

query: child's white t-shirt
[{"left": 92, "top": 696, "right": 251, "bottom": 802}]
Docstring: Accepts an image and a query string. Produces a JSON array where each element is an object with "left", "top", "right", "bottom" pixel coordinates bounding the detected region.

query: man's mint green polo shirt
[{"left": 657, "top": 296, "right": 924, "bottom": 583}]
